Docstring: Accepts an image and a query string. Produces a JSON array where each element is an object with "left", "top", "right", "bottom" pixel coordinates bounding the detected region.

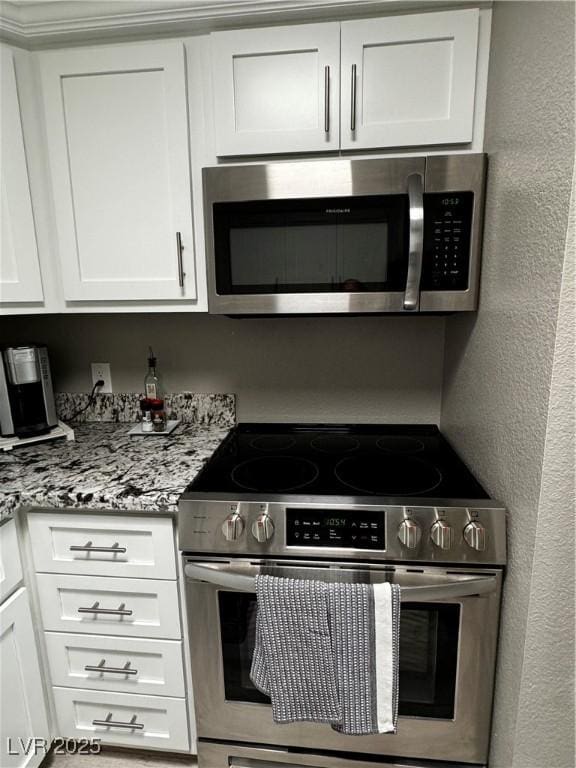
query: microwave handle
[
  {"left": 403, "top": 173, "right": 425, "bottom": 311},
  {"left": 184, "top": 563, "right": 497, "bottom": 602}
]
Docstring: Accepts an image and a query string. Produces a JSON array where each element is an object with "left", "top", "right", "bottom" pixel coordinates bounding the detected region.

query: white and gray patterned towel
[{"left": 250, "top": 574, "right": 401, "bottom": 735}]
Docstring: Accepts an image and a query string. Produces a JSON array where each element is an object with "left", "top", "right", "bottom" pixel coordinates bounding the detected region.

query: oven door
[
  {"left": 184, "top": 559, "right": 502, "bottom": 765},
  {"left": 203, "top": 158, "right": 425, "bottom": 315}
]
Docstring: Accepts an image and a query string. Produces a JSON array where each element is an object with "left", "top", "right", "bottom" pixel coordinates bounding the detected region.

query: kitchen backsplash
[{"left": 55, "top": 392, "right": 235, "bottom": 427}]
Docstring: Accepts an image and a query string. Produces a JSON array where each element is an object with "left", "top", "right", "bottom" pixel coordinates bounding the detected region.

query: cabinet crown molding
[{"left": 0, "top": 0, "right": 491, "bottom": 48}]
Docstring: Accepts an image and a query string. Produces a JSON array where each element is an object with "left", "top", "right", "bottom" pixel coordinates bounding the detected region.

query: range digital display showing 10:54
[{"left": 323, "top": 518, "right": 347, "bottom": 527}]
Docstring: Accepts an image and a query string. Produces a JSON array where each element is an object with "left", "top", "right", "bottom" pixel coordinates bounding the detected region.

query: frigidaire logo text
[{"left": 325, "top": 208, "right": 351, "bottom": 213}]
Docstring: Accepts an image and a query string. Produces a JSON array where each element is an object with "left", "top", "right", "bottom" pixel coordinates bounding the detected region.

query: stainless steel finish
[
  {"left": 203, "top": 154, "right": 486, "bottom": 315},
  {"left": 5, "top": 346, "right": 40, "bottom": 384},
  {"left": 464, "top": 520, "right": 487, "bottom": 551},
  {"left": 350, "top": 64, "right": 357, "bottom": 132},
  {"left": 185, "top": 561, "right": 497, "bottom": 601},
  {"left": 430, "top": 519, "right": 453, "bottom": 550},
  {"left": 92, "top": 713, "right": 144, "bottom": 730},
  {"left": 37, "top": 346, "right": 57, "bottom": 428},
  {"left": 251, "top": 512, "right": 274, "bottom": 543},
  {"left": 85, "top": 660, "right": 138, "bottom": 676},
  {"left": 178, "top": 497, "right": 507, "bottom": 565},
  {"left": 184, "top": 555, "right": 503, "bottom": 765},
  {"left": 78, "top": 601, "right": 132, "bottom": 616},
  {"left": 200, "top": 741, "right": 453, "bottom": 768},
  {"left": 324, "top": 65, "right": 330, "bottom": 133},
  {"left": 0, "top": 357, "right": 14, "bottom": 435},
  {"left": 403, "top": 173, "right": 424, "bottom": 311},
  {"left": 176, "top": 231, "right": 185, "bottom": 288},
  {"left": 222, "top": 511, "right": 244, "bottom": 541},
  {"left": 421, "top": 154, "right": 487, "bottom": 312},
  {"left": 397, "top": 518, "right": 422, "bottom": 550},
  {"left": 70, "top": 542, "right": 126, "bottom": 554}
]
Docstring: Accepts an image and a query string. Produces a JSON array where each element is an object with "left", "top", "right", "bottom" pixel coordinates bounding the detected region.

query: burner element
[
  {"left": 311, "top": 435, "right": 360, "bottom": 454},
  {"left": 250, "top": 435, "right": 296, "bottom": 452},
  {"left": 377, "top": 436, "right": 425, "bottom": 453},
  {"left": 231, "top": 456, "right": 319, "bottom": 493},
  {"left": 335, "top": 455, "right": 442, "bottom": 495}
]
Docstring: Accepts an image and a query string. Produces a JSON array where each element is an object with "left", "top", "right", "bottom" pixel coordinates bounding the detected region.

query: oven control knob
[
  {"left": 464, "top": 521, "right": 486, "bottom": 551},
  {"left": 252, "top": 513, "right": 274, "bottom": 543},
  {"left": 222, "top": 511, "right": 244, "bottom": 541},
  {"left": 397, "top": 519, "right": 422, "bottom": 549},
  {"left": 430, "top": 520, "right": 453, "bottom": 550}
]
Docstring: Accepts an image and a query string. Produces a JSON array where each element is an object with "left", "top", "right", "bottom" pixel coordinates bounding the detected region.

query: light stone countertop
[{"left": 0, "top": 422, "right": 230, "bottom": 520}]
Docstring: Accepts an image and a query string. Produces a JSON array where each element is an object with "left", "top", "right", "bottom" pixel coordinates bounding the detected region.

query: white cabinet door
[
  {"left": 36, "top": 573, "right": 181, "bottom": 639},
  {"left": 341, "top": 9, "right": 480, "bottom": 149},
  {"left": 212, "top": 23, "right": 340, "bottom": 156},
  {"left": 28, "top": 512, "right": 176, "bottom": 580},
  {"left": 0, "top": 588, "right": 51, "bottom": 768},
  {"left": 0, "top": 519, "right": 23, "bottom": 602},
  {"left": 40, "top": 42, "right": 196, "bottom": 302},
  {"left": 53, "top": 687, "right": 189, "bottom": 752},
  {"left": 0, "top": 46, "right": 43, "bottom": 305}
]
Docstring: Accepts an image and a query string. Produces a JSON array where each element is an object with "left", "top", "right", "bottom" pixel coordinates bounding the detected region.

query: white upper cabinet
[
  {"left": 0, "top": 46, "right": 44, "bottom": 305},
  {"left": 40, "top": 42, "right": 197, "bottom": 303},
  {"left": 212, "top": 23, "right": 341, "bottom": 156},
  {"left": 211, "top": 9, "right": 482, "bottom": 156},
  {"left": 340, "top": 9, "right": 480, "bottom": 150}
]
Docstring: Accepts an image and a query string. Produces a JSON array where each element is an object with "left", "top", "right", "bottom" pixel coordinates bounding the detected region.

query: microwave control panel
[
  {"left": 285, "top": 508, "right": 385, "bottom": 549},
  {"left": 422, "top": 192, "right": 474, "bottom": 291}
]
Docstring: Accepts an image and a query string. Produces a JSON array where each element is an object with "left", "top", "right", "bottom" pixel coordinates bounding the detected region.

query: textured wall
[
  {"left": 511, "top": 163, "right": 575, "bottom": 768},
  {"left": 440, "top": 3, "right": 575, "bottom": 767},
  {"left": 0, "top": 313, "right": 445, "bottom": 423}
]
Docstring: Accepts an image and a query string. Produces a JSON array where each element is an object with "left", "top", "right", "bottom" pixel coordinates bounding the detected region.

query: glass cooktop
[{"left": 186, "top": 423, "right": 489, "bottom": 500}]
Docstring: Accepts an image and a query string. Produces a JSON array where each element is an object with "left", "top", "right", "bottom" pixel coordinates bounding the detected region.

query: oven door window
[
  {"left": 218, "top": 593, "right": 460, "bottom": 719},
  {"left": 213, "top": 196, "right": 408, "bottom": 295}
]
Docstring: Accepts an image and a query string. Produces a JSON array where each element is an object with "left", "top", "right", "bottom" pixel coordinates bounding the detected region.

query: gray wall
[
  {"left": 440, "top": 3, "right": 575, "bottom": 767},
  {"left": 0, "top": 314, "right": 445, "bottom": 423},
  {"left": 512, "top": 163, "right": 575, "bottom": 768}
]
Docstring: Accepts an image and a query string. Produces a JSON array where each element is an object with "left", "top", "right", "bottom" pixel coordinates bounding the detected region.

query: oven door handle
[
  {"left": 403, "top": 172, "right": 425, "bottom": 311},
  {"left": 184, "top": 563, "right": 498, "bottom": 602}
]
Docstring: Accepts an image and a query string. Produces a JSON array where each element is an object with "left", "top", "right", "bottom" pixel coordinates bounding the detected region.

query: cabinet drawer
[
  {"left": 0, "top": 519, "right": 23, "bottom": 602},
  {"left": 53, "top": 687, "right": 189, "bottom": 751},
  {"left": 36, "top": 574, "right": 181, "bottom": 639},
  {"left": 45, "top": 632, "right": 185, "bottom": 697},
  {"left": 28, "top": 512, "right": 176, "bottom": 579}
]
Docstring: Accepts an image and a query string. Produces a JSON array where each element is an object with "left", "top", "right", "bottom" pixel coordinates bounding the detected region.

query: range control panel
[
  {"left": 285, "top": 508, "right": 385, "bottom": 549},
  {"left": 422, "top": 192, "right": 474, "bottom": 291}
]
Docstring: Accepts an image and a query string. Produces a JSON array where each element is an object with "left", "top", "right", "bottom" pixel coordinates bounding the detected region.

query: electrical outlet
[{"left": 91, "top": 362, "right": 112, "bottom": 393}]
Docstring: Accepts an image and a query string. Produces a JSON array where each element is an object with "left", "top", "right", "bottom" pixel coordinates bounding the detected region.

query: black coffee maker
[{"left": 0, "top": 345, "right": 58, "bottom": 438}]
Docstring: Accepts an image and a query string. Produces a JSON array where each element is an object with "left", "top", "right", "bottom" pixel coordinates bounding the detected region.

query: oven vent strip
[{"left": 184, "top": 563, "right": 498, "bottom": 602}]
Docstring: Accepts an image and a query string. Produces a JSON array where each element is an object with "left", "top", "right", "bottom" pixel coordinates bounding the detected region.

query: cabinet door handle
[
  {"left": 92, "top": 713, "right": 144, "bottom": 730},
  {"left": 324, "top": 65, "right": 330, "bottom": 133},
  {"left": 85, "top": 659, "right": 138, "bottom": 676},
  {"left": 70, "top": 541, "right": 127, "bottom": 554},
  {"left": 176, "top": 232, "right": 185, "bottom": 288},
  {"left": 350, "top": 64, "right": 357, "bottom": 132},
  {"left": 78, "top": 601, "right": 132, "bottom": 616}
]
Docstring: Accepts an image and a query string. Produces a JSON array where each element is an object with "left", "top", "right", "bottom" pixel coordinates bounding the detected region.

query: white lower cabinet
[
  {"left": 0, "top": 588, "right": 51, "bottom": 768},
  {"left": 45, "top": 632, "right": 185, "bottom": 697},
  {"left": 36, "top": 573, "right": 182, "bottom": 639},
  {"left": 53, "top": 687, "right": 189, "bottom": 751},
  {"left": 28, "top": 511, "right": 191, "bottom": 754}
]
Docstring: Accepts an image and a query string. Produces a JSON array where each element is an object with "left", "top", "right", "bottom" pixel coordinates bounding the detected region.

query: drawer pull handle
[
  {"left": 85, "top": 659, "right": 138, "bottom": 676},
  {"left": 70, "top": 541, "right": 127, "bottom": 554},
  {"left": 78, "top": 601, "right": 133, "bottom": 617},
  {"left": 92, "top": 713, "right": 144, "bottom": 730}
]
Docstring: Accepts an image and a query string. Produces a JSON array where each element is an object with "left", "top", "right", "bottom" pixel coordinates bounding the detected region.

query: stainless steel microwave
[{"left": 203, "top": 155, "right": 487, "bottom": 315}]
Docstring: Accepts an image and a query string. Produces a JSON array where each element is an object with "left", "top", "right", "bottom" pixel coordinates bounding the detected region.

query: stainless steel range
[{"left": 178, "top": 424, "right": 506, "bottom": 768}]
